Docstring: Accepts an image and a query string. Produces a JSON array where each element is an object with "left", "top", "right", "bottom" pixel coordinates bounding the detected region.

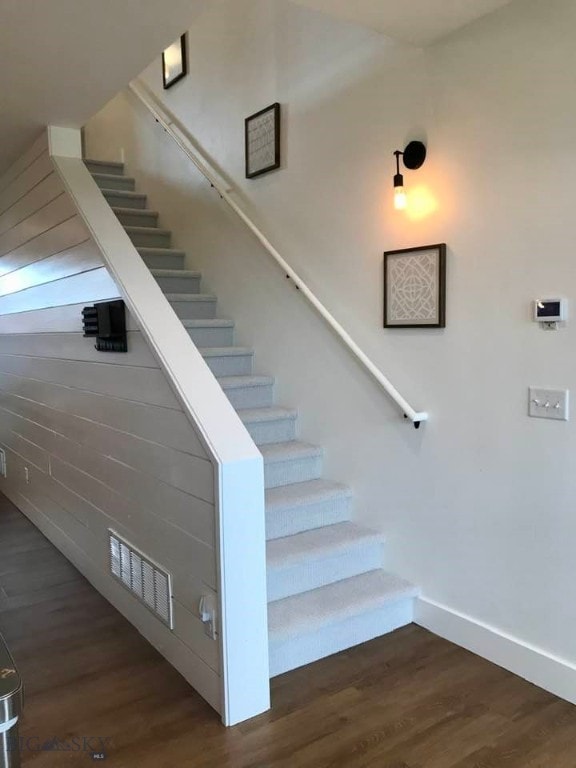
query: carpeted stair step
[
  {"left": 268, "top": 570, "right": 418, "bottom": 677},
  {"left": 182, "top": 319, "right": 235, "bottom": 348},
  {"left": 113, "top": 207, "right": 159, "bottom": 228},
  {"left": 265, "top": 479, "right": 353, "bottom": 540},
  {"left": 238, "top": 406, "right": 298, "bottom": 445},
  {"left": 92, "top": 173, "right": 135, "bottom": 191},
  {"left": 218, "top": 375, "right": 274, "bottom": 409},
  {"left": 166, "top": 293, "right": 217, "bottom": 320},
  {"left": 125, "top": 225, "right": 171, "bottom": 249},
  {"left": 266, "top": 522, "right": 384, "bottom": 602},
  {"left": 151, "top": 269, "right": 201, "bottom": 294},
  {"left": 85, "top": 159, "right": 124, "bottom": 176},
  {"left": 260, "top": 441, "right": 323, "bottom": 489},
  {"left": 200, "top": 347, "right": 254, "bottom": 377},
  {"left": 103, "top": 189, "right": 148, "bottom": 210},
  {"left": 137, "top": 247, "right": 185, "bottom": 270}
]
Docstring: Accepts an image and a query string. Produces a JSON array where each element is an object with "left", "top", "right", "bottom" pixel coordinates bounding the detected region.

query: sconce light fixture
[{"left": 393, "top": 141, "right": 427, "bottom": 210}]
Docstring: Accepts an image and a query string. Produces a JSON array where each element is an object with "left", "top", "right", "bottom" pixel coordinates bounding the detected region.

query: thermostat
[{"left": 534, "top": 298, "right": 567, "bottom": 324}]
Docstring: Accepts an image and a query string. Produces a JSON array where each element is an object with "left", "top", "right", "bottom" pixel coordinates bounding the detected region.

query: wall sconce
[{"left": 393, "top": 141, "right": 427, "bottom": 210}]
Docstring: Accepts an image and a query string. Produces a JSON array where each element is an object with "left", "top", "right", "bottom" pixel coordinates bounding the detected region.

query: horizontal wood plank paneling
[
  {"left": 0, "top": 239, "right": 101, "bottom": 296},
  {"left": 0, "top": 372, "right": 204, "bottom": 453},
  {"left": 0, "top": 332, "right": 157, "bottom": 367},
  {"left": 0, "top": 152, "right": 53, "bottom": 217},
  {"left": 0, "top": 137, "right": 222, "bottom": 715},
  {"left": 0, "top": 398, "right": 215, "bottom": 511},
  {"left": 0, "top": 302, "right": 139, "bottom": 333},
  {"left": 0, "top": 215, "right": 89, "bottom": 278},
  {"left": 0, "top": 267, "right": 120, "bottom": 315},
  {"left": 0, "top": 430, "right": 50, "bottom": 473},
  {"left": 48, "top": 456, "right": 216, "bottom": 591},
  {"left": 0, "top": 464, "right": 221, "bottom": 680},
  {"left": 0, "top": 353, "right": 180, "bottom": 407},
  {"left": 0, "top": 132, "right": 48, "bottom": 195},
  {"left": 0, "top": 175, "right": 64, "bottom": 239},
  {"left": 0, "top": 193, "right": 77, "bottom": 259}
]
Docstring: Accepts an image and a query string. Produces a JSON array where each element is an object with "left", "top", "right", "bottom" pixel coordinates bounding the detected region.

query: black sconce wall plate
[{"left": 82, "top": 300, "right": 128, "bottom": 353}]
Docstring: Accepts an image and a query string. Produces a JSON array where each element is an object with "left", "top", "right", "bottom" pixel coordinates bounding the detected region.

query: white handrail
[{"left": 128, "top": 79, "right": 428, "bottom": 426}]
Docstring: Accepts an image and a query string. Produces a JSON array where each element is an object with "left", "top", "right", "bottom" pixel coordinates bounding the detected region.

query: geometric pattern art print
[
  {"left": 386, "top": 250, "right": 440, "bottom": 325},
  {"left": 247, "top": 109, "right": 277, "bottom": 175}
]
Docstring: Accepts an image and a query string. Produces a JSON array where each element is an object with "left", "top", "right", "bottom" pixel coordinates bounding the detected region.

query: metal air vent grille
[{"left": 109, "top": 530, "right": 174, "bottom": 629}]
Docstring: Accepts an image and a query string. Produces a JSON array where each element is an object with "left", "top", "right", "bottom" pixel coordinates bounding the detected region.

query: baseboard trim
[{"left": 416, "top": 597, "right": 576, "bottom": 705}]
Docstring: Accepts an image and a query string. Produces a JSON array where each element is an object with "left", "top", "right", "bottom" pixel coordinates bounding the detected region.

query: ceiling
[
  {"left": 288, "top": 0, "right": 516, "bottom": 46},
  {"left": 0, "top": 0, "right": 210, "bottom": 176}
]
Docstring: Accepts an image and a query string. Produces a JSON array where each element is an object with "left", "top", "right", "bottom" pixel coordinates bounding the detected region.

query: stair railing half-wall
[
  {"left": 47, "top": 126, "right": 270, "bottom": 727},
  {"left": 128, "top": 80, "right": 429, "bottom": 428}
]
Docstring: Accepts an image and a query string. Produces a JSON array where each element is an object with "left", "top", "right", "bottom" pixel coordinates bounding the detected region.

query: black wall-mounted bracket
[{"left": 82, "top": 300, "right": 128, "bottom": 353}]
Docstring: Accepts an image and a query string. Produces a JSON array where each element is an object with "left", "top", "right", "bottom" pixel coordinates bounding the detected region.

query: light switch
[{"left": 528, "top": 387, "right": 569, "bottom": 421}]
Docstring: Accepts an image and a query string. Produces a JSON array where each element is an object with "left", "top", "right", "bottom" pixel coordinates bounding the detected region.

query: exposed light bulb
[
  {"left": 394, "top": 186, "right": 407, "bottom": 210},
  {"left": 393, "top": 165, "right": 406, "bottom": 211}
]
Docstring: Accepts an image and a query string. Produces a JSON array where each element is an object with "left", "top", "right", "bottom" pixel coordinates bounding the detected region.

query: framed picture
[
  {"left": 384, "top": 244, "right": 446, "bottom": 328},
  {"left": 245, "top": 103, "right": 281, "bottom": 179},
  {"left": 162, "top": 34, "right": 187, "bottom": 90}
]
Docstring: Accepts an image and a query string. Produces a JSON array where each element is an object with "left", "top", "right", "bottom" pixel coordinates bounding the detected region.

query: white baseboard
[{"left": 416, "top": 597, "right": 576, "bottom": 706}]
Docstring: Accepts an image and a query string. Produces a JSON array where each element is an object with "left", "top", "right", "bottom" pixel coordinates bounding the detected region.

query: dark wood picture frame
[
  {"left": 383, "top": 243, "right": 446, "bottom": 328},
  {"left": 245, "top": 103, "right": 281, "bottom": 179},
  {"left": 162, "top": 34, "right": 187, "bottom": 90}
]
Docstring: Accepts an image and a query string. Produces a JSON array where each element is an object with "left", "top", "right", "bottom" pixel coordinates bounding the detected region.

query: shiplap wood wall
[{"left": 0, "top": 133, "right": 221, "bottom": 711}]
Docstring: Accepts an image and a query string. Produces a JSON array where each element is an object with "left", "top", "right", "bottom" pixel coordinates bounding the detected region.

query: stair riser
[
  {"left": 267, "top": 542, "right": 383, "bottom": 603},
  {"left": 115, "top": 210, "right": 159, "bottom": 228},
  {"left": 85, "top": 161, "right": 124, "bottom": 176},
  {"left": 127, "top": 230, "right": 171, "bottom": 248},
  {"left": 223, "top": 385, "right": 274, "bottom": 410},
  {"left": 264, "top": 455, "right": 322, "bottom": 489},
  {"left": 185, "top": 326, "right": 234, "bottom": 348},
  {"left": 203, "top": 355, "right": 253, "bottom": 377},
  {"left": 140, "top": 252, "right": 185, "bottom": 270},
  {"left": 266, "top": 495, "right": 352, "bottom": 540},
  {"left": 104, "top": 191, "right": 147, "bottom": 210},
  {"left": 245, "top": 417, "right": 297, "bottom": 446},
  {"left": 93, "top": 175, "right": 135, "bottom": 191},
  {"left": 155, "top": 276, "right": 201, "bottom": 293},
  {"left": 169, "top": 300, "right": 217, "bottom": 320},
  {"left": 269, "top": 597, "right": 415, "bottom": 677}
]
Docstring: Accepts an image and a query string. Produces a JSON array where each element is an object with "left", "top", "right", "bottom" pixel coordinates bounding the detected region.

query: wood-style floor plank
[{"left": 0, "top": 493, "right": 574, "bottom": 767}]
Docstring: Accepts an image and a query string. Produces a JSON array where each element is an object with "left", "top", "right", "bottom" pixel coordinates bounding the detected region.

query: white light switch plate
[{"left": 529, "top": 387, "right": 570, "bottom": 421}]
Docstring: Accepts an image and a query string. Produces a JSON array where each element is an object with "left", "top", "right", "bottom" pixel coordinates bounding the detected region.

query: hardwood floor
[{"left": 1, "top": 494, "right": 575, "bottom": 767}]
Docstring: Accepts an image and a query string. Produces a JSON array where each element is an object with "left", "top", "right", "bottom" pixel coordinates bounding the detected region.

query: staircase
[{"left": 85, "top": 158, "right": 418, "bottom": 677}]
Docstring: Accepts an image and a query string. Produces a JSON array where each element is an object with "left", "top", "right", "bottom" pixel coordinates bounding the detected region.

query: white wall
[{"left": 85, "top": 0, "right": 576, "bottom": 691}]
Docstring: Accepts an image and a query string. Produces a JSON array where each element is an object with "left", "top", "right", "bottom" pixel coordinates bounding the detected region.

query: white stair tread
[
  {"left": 268, "top": 569, "right": 418, "bottom": 640},
  {"left": 150, "top": 269, "right": 201, "bottom": 278},
  {"left": 266, "top": 479, "right": 352, "bottom": 511},
  {"left": 92, "top": 172, "right": 135, "bottom": 183},
  {"left": 125, "top": 225, "right": 171, "bottom": 236},
  {"left": 181, "top": 318, "right": 234, "bottom": 328},
  {"left": 137, "top": 247, "right": 185, "bottom": 256},
  {"left": 260, "top": 441, "right": 322, "bottom": 464},
  {"left": 165, "top": 293, "right": 216, "bottom": 302},
  {"left": 218, "top": 375, "right": 274, "bottom": 389},
  {"left": 102, "top": 189, "right": 145, "bottom": 200},
  {"left": 85, "top": 158, "right": 124, "bottom": 170},
  {"left": 112, "top": 206, "right": 159, "bottom": 217},
  {"left": 267, "top": 522, "right": 383, "bottom": 569},
  {"left": 238, "top": 406, "right": 297, "bottom": 424},
  {"left": 200, "top": 347, "right": 253, "bottom": 358}
]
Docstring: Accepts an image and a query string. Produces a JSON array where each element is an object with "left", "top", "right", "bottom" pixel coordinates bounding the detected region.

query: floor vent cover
[{"left": 109, "top": 530, "right": 174, "bottom": 629}]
